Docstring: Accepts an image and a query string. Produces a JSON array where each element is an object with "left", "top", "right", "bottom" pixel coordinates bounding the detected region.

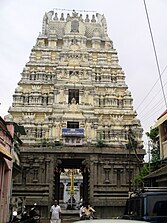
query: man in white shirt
[{"left": 50, "top": 200, "right": 61, "bottom": 223}]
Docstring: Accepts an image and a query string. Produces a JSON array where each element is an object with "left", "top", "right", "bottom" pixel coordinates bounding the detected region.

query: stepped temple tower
[{"left": 6, "top": 10, "right": 145, "bottom": 218}]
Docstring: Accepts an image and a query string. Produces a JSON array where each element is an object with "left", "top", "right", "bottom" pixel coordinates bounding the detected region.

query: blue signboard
[{"left": 62, "top": 128, "right": 84, "bottom": 137}]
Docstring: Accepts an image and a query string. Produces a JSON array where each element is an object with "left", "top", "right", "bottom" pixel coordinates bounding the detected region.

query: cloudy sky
[{"left": 0, "top": 0, "right": 167, "bottom": 158}]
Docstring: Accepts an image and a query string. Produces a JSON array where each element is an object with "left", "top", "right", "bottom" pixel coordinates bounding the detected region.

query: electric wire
[
  {"left": 139, "top": 103, "right": 165, "bottom": 132},
  {"left": 136, "top": 64, "right": 167, "bottom": 111},
  {"left": 138, "top": 79, "right": 167, "bottom": 116},
  {"left": 139, "top": 89, "right": 163, "bottom": 116},
  {"left": 140, "top": 98, "right": 165, "bottom": 121},
  {"left": 143, "top": 0, "right": 167, "bottom": 108},
  {"left": 139, "top": 90, "right": 166, "bottom": 119},
  {"left": 138, "top": 79, "right": 167, "bottom": 121},
  {"left": 139, "top": 97, "right": 166, "bottom": 127}
]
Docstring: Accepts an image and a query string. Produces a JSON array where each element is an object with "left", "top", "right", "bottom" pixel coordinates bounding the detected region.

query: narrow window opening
[
  {"left": 67, "top": 121, "right": 79, "bottom": 129},
  {"left": 68, "top": 89, "right": 79, "bottom": 104}
]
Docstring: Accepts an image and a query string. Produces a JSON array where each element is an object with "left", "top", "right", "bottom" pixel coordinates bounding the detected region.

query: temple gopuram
[{"left": 5, "top": 10, "right": 145, "bottom": 219}]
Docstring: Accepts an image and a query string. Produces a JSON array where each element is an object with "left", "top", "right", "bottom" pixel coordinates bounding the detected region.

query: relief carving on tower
[
  {"left": 64, "top": 15, "right": 86, "bottom": 36},
  {"left": 82, "top": 90, "right": 91, "bottom": 105},
  {"left": 71, "top": 19, "right": 79, "bottom": 33},
  {"left": 68, "top": 103, "right": 81, "bottom": 113},
  {"left": 22, "top": 112, "right": 35, "bottom": 122},
  {"left": 58, "top": 89, "right": 66, "bottom": 104},
  {"left": 103, "top": 161, "right": 112, "bottom": 184},
  {"left": 14, "top": 156, "right": 52, "bottom": 186},
  {"left": 70, "top": 42, "right": 79, "bottom": 51},
  {"left": 69, "top": 75, "right": 80, "bottom": 84}
]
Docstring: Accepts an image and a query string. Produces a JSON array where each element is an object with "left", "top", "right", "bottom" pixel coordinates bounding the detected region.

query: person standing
[{"left": 50, "top": 200, "right": 62, "bottom": 223}]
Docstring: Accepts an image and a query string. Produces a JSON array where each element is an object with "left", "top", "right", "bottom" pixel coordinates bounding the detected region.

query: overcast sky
[{"left": 0, "top": 0, "right": 167, "bottom": 158}]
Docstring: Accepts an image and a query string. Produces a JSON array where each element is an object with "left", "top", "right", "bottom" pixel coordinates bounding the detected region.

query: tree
[
  {"left": 132, "top": 164, "right": 149, "bottom": 188},
  {"left": 146, "top": 127, "right": 160, "bottom": 163},
  {"left": 146, "top": 127, "right": 161, "bottom": 172},
  {"left": 126, "top": 128, "right": 144, "bottom": 190}
]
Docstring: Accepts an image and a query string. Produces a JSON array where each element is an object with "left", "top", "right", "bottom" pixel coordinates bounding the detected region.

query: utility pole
[
  {"left": 127, "top": 125, "right": 142, "bottom": 191},
  {"left": 148, "top": 140, "right": 151, "bottom": 174},
  {"left": 127, "top": 128, "right": 132, "bottom": 192}
]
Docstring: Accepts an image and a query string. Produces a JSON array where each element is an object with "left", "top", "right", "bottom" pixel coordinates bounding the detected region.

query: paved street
[
  {"left": 41, "top": 216, "right": 79, "bottom": 223},
  {"left": 41, "top": 210, "right": 79, "bottom": 223}
]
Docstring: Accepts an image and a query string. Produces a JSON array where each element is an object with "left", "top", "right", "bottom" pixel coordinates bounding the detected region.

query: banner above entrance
[{"left": 62, "top": 128, "right": 84, "bottom": 137}]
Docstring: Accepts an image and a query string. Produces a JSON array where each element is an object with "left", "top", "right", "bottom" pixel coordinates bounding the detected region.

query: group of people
[{"left": 49, "top": 199, "right": 96, "bottom": 223}]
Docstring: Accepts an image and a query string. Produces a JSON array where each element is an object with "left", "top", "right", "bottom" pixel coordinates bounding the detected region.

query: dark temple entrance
[{"left": 54, "top": 158, "right": 90, "bottom": 206}]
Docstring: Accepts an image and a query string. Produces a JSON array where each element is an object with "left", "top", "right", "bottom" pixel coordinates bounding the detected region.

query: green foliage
[
  {"left": 146, "top": 127, "right": 159, "bottom": 143},
  {"left": 97, "top": 131, "right": 105, "bottom": 147},
  {"left": 41, "top": 139, "right": 62, "bottom": 147},
  {"left": 42, "top": 138, "right": 49, "bottom": 146},
  {"left": 132, "top": 164, "right": 149, "bottom": 188},
  {"left": 146, "top": 127, "right": 160, "bottom": 163},
  {"left": 151, "top": 146, "right": 160, "bottom": 163},
  {"left": 54, "top": 140, "right": 62, "bottom": 146},
  {"left": 97, "top": 139, "right": 104, "bottom": 148}
]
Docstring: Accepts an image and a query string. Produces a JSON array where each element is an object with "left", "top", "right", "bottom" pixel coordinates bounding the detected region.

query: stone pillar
[{"left": 45, "top": 159, "right": 50, "bottom": 183}]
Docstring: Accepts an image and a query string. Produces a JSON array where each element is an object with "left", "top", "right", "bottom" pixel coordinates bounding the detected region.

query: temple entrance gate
[
  {"left": 12, "top": 145, "right": 144, "bottom": 219},
  {"left": 53, "top": 158, "right": 89, "bottom": 207}
]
